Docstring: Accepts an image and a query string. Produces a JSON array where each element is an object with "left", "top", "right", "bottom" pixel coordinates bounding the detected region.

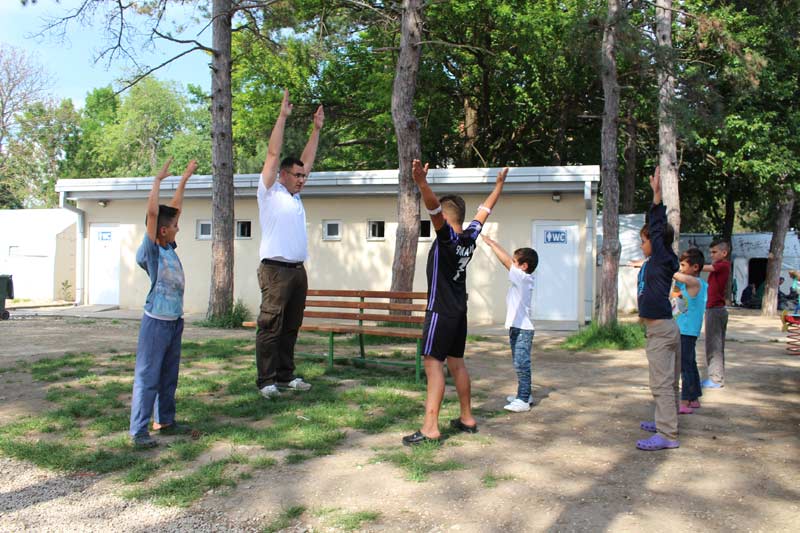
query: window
[
  {"left": 367, "top": 220, "right": 385, "bottom": 240},
  {"left": 236, "top": 220, "right": 252, "bottom": 239},
  {"left": 419, "top": 220, "right": 432, "bottom": 240},
  {"left": 322, "top": 220, "right": 341, "bottom": 241},
  {"left": 196, "top": 220, "right": 212, "bottom": 240}
]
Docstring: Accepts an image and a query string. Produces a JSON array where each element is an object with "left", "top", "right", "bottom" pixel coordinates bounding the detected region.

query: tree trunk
[
  {"left": 621, "top": 101, "right": 637, "bottom": 214},
  {"left": 655, "top": 0, "right": 680, "bottom": 252},
  {"left": 598, "top": 0, "right": 622, "bottom": 326},
  {"left": 462, "top": 96, "right": 478, "bottom": 165},
  {"left": 722, "top": 184, "right": 735, "bottom": 243},
  {"left": 389, "top": 0, "right": 423, "bottom": 297},
  {"left": 207, "top": 0, "right": 235, "bottom": 318},
  {"left": 761, "top": 186, "right": 795, "bottom": 317}
]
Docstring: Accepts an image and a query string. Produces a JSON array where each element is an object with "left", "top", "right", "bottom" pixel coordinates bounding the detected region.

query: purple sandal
[
  {"left": 636, "top": 434, "right": 679, "bottom": 451},
  {"left": 640, "top": 421, "right": 657, "bottom": 433}
]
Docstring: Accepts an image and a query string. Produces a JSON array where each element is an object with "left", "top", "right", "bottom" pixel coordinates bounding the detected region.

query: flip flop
[
  {"left": 640, "top": 421, "right": 657, "bottom": 433},
  {"left": 402, "top": 430, "right": 441, "bottom": 446},
  {"left": 636, "top": 434, "right": 679, "bottom": 451},
  {"left": 679, "top": 405, "right": 694, "bottom": 415},
  {"left": 688, "top": 400, "right": 701, "bottom": 409}
]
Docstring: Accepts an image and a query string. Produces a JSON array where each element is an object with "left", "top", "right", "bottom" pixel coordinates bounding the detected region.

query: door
[
  {"left": 89, "top": 224, "right": 120, "bottom": 305},
  {"left": 532, "top": 221, "right": 579, "bottom": 322}
]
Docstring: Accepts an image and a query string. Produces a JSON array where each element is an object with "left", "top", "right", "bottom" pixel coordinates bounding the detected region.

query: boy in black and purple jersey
[{"left": 403, "top": 159, "right": 507, "bottom": 446}]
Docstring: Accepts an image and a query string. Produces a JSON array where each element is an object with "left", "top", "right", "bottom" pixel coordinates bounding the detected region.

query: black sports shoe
[{"left": 402, "top": 430, "right": 441, "bottom": 446}]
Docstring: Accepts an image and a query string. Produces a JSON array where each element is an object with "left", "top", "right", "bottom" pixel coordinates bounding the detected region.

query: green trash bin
[{"left": 0, "top": 274, "right": 13, "bottom": 320}]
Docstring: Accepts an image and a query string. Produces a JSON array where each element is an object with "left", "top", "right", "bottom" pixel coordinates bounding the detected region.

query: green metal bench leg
[
  {"left": 415, "top": 338, "right": 422, "bottom": 383},
  {"left": 328, "top": 331, "right": 334, "bottom": 369},
  {"left": 359, "top": 334, "right": 366, "bottom": 359}
]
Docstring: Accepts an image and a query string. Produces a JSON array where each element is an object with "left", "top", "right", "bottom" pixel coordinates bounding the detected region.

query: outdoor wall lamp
[
  {"left": 97, "top": 200, "right": 109, "bottom": 207},
  {"left": 551, "top": 192, "right": 561, "bottom": 203}
]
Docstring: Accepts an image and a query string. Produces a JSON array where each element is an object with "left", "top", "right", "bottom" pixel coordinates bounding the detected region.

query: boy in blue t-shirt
[
  {"left": 671, "top": 248, "right": 708, "bottom": 414},
  {"left": 129, "top": 157, "right": 197, "bottom": 448},
  {"left": 635, "top": 166, "right": 680, "bottom": 451}
]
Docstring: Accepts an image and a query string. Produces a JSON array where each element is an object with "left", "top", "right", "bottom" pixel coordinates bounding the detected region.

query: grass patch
[
  {"left": 466, "top": 334, "right": 489, "bottom": 342},
  {"left": 330, "top": 510, "right": 381, "bottom": 531},
  {"left": 0, "top": 438, "right": 140, "bottom": 474},
  {"left": 251, "top": 456, "right": 277, "bottom": 469},
  {"left": 122, "top": 459, "right": 161, "bottom": 483},
  {"left": 262, "top": 505, "right": 306, "bottom": 533},
  {"left": 194, "top": 299, "right": 252, "bottom": 329},
  {"left": 481, "top": 471, "right": 515, "bottom": 488},
  {"left": 30, "top": 353, "right": 95, "bottom": 382},
  {"left": 125, "top": 459, "right": 236, "bottom": 507},
  {"left": 561, "top": 322, "right": 646, "bottom": 351},
  {"left": 373, "top": 442, "right": 465, "bottom": 482}
]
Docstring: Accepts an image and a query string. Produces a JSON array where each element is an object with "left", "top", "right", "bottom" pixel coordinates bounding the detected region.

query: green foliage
[
  {"left": 262, "top": 505, "right": 307, "bottom": 533},
  {"left": 561, "top": 322, "right": 646, "bottom": 351},
  {"left": 372, "top": 443, "right": 465, "bottom": 482},
  {"left": 195, "top": 300, "right": 253, "bottom": 329}
]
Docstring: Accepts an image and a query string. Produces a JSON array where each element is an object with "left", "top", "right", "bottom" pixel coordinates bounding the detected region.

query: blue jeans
[
  {"left": 129, "top": 315, "right": 184, "bottom": 437},
  {"left": 509, "top": 327, "right": 534, "bottom": 401},
  {"left": 680, "top": 334, "right": 702, "bottom": 402}
]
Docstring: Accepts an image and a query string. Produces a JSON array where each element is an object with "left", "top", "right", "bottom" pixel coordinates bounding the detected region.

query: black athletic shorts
[{"left": 421, "top": 311, "right": 467, "bottom": 361}]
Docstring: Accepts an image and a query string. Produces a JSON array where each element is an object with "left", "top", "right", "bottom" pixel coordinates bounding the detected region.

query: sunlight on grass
[{"left": 561, "top": 322, "right": 646, "bottom": 351}]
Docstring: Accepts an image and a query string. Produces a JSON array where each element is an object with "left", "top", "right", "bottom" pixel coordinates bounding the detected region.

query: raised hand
[
  {"left": 280, "top": 88, "right": 293, "bottom": 118},
  {"left": 649, "top": 166, "right": 661, "bottom": 195},
  {"left": 182, "top": 159, "right": 198, "bottom": 179},
  {"left": 156, "top": 157, "right": 174, "bottom": 181},
  {"left": 482, "top": 235, "right": 497, "bottom": 246},
  {"left": 496, "top": 167, "right": 509, "bottom": 186},
  {"left": 313, "top": 105, "right": 324, "bottom": 130},
  {"left": 412, "top": 159, "right": 429, "bottom": 186}
]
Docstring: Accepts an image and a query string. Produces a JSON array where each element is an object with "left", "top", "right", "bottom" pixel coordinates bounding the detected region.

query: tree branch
[
  {"left": 114, "top": 46, "right": 205, "bottom": 96},
  {"left": 152, "top": 29, "right": 215, "bottom": 53}
]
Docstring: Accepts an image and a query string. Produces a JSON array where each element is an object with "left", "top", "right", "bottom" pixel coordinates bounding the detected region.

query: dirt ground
[{"left": 1, "top": 310, "right": 799, "bottom": 532}]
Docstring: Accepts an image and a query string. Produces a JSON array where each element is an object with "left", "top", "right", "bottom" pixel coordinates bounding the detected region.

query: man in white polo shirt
[{"left": 256, "top": 89, "right": 324, "bottom": 398}]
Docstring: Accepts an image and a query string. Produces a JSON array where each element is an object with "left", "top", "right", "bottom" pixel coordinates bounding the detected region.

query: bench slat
[
  {"left": 301, "top": 324, "right": 422, "bottom": 338},
  {"left": 307, "top": 289, "right": 426, "bottom": 300},
  {"left": 306, "top": 300, "right": 427, "bottom": 312},
  {"left": 304, "top": 310, "right": 425, "bottom": 324}
]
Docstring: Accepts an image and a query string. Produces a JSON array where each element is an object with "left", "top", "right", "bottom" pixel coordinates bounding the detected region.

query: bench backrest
[{"left": 303, "top": 289, "right": 428, "bottom": 326}]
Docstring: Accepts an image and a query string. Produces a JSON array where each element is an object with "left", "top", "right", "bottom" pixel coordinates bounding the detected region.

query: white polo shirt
[
  {"left": 257, "top": 176, "right": 308, "bottom": 262},
  {"left": 505, "top": 265, "right": 535, "bottom": 330}
]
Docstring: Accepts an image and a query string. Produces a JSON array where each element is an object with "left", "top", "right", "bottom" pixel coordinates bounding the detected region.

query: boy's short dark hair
[
  {"left": 640, "top": 222, "right": 675, "bottom": 248},
  {"left": 710, "top": 238, "right": 730, "bottom": 253},
  {"left": 280, "top": 157, "right": 304, "bottom": 171},
  {"left": 680, "top": 248, "right": 705, "bottom": 268},
  {"left": 157, "top": 205, "right": 179, "bottom": 231},
  {"left": 514, "top": 248, "right": 539, "bottom": 274},
  {"left": 438, "top": 195, "right": 466, "bottom": 226}
]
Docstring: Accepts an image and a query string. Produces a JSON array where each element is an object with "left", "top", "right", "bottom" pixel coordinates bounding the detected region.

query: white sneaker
[
  {"left": 504, "top": 399, "right": 531, "bottom": 412},
  {"left": 279, "top": 377, "right": 311, "bottom": 391},
  {"left": 506, "top": 395, "right": 533, "bottom": 405},
  {"left": 259, "top": 384, "right": 280, "bottom": 398}
]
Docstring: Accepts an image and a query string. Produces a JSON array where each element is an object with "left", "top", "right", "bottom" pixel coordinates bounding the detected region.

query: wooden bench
[{"left": 244, "top": 289, "right": 428, "bottom": 381}]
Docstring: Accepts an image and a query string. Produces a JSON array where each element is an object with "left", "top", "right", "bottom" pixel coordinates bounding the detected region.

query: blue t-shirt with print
[
  {"left": 136, "top": 235, "right": 184, "bottom": 319},
  {"left": 673, "top": 278, "right": 708, "bottom": 337}
]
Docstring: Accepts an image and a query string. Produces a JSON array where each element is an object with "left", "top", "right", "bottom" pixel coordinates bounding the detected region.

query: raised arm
[
  {"left": 146, "top": 158, "right": 173, "bottom": 242},
  {"left": 673, "top": 271, "right": 701, "bottom": 296},
  {"left": 300, "top": 105, "right": 324, "bottom": 173},
  {"left": 261, "top": 89, "right": 292, "bottom": 189},
  {"left": 482, "top": 235, "right": 512, "bottom": 270},
  {"left": 474, "top": 167, "right": 508, "bottom": 225},
  {"left": 412, "top": 159, "right": 445, "bottom": 231},
  {"left": 168, "top": 160, "right": 198, "bottom": 220},
  {"left": 650, "top": 165, "right": 662, "bottom": 206}
]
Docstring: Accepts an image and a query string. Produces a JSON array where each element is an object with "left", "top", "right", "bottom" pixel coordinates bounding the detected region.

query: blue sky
[{"left": 0, "top": 0, "right": 211, "bottom": 107}]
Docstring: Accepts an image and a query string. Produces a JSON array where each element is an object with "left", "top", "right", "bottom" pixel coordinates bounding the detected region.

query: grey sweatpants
[
  {"left": 704, "top": 307, "right": 728, "bottom": 385},
  {"left": 645, "top": 319, "right": 681, "bottom": 441}
]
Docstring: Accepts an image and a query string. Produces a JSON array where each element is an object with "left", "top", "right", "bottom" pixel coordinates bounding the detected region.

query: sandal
[
  {"left": 640, "top": 421, "right": 657, "bottom": 433},
  {"left": 402, "top": 431, "right": 441, "bottom": 446},
  {"left": 679, "top": 405, "right": 694, "bottom": 415},
  {"left": 688, "top": 400, "right": 701, "bottom": 409},
  {"left": 636, "top": 434, "right": 679, "bottom": 451},
  {"left": 449, "top": 418, "right": 478, "bottom": 434}
]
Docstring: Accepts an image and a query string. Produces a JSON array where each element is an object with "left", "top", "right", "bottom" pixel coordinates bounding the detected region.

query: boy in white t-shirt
[{"left": 482, "top": 236, "right": 539, "bottom": 412}]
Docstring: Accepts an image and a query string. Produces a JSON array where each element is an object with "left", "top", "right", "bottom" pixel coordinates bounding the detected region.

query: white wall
[{"left": 76, "top": 191, "right": 594, "bottom": 325}]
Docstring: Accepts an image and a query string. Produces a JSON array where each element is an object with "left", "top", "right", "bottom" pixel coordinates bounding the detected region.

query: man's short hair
[
  {"left": 514, "top": 248, "right": 539, "bottom": 274},
  {"left": 280, "top": 157, "right": 304, "bottom": 171},
  {"left": 640, "top": 222, "right": 675, "bottom": 248},
  {"left": 680, "top": 248, "right": 705, "bottom": 268},
  {"left": 438, "top": 195, "right": 466, "bottom": 226},
  {"left": 157, "top": 205, "right": 179, "bottom": 231},
  {"left": 710, "top": 238, "right": 730, "bottom": 253}
]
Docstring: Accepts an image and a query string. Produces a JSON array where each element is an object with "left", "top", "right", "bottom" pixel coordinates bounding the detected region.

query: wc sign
[{"left": 545, "top": 230, "right": 567, "bottom": 244}]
